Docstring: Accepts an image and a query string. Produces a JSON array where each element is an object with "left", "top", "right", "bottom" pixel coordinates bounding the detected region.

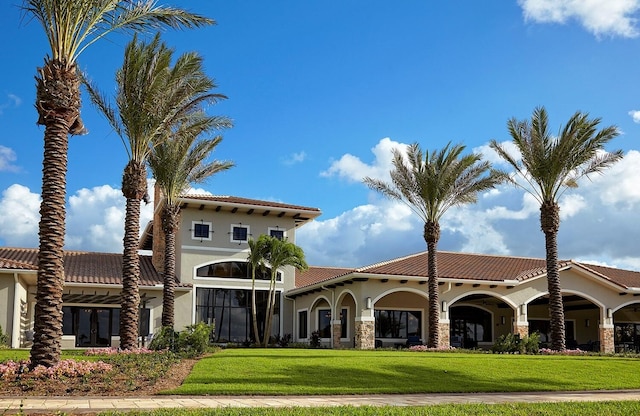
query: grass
[
  {"left": 167, "top": 348, "right": 640, "bottom": 395},
  {"left": 95, "top": 401, "right": 640, "bottom": 416}
]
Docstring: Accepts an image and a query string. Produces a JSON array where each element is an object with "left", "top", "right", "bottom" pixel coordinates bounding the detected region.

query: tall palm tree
[
  {"left": 261, "top": 235, "right": 308, "bottom": 347},
  {"left": 247, "top": 236, "right": 268, "bottom": 345},
  {"left": 85, "top": 34, "right": 226, "bottom": 349},
  {"left": 23, "top": 0, "right": 212, "bottom": 367},
  {"left": 490, "top": 106, "right": 622, "bottom": 351},
  {"left": 149, "top": 119, "right": 234, "bottom": 329},
  {"left": 364, "top": 143, "right": 505, "bottom": 348}
]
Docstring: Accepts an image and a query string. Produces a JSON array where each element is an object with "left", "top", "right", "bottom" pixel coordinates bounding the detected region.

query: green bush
[
  {"left": 0, "top": 325, "right": 9, "bottom": 348},
  {"left": 491, "top": 332, "right": 540, "bottom": 354},
  {"left": 177, "top": 322, "right": 214, "bottom": 357},
  {"left": 150, "top": 323, "right": 214, "bottom": 357},
  {"left": 149, "top": 326, "right": 179, "bottom": 352}
]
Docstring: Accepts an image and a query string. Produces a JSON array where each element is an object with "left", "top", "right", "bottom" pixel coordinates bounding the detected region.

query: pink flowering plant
[{"left": 0, "top": 359, "right": 111, "bottom": 381}]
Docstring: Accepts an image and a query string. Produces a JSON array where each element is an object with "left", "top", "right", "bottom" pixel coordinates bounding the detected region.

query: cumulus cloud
[
  {"left": 282, "top": 151, "right": 307, "bottom": 166},
  {"left": 0, "top": 94, "right": 22, "bottom": 115},
  {"left": 519, "top": 0, "right": 640, "bottom": 38},
  {"left": 0, "top": 146, "right": 19, "bottom": 172},
  {"left": 629, "top": 110, "right": 640, "bottom": 123},
  {"left": 0, "top": 184, "right": 40, "bottom": 247},
  {"left": 303, "top": 138, "right": 640, "bottom": 271},
  {"left": 0, "top": 182, "right": 155, "bottom": 253},
  {"left": 321, "top": 137, "right": 406, "bottom": 183}
]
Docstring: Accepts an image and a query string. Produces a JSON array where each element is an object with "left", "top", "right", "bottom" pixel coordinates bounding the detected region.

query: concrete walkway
[{"left": 2, "top": 390, "right": 640, "bottom": 414}]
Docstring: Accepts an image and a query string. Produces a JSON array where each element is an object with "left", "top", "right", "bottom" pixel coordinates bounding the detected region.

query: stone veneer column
[
  {"left": 331, "top": 319, "right": 342, "bottom": 349},
  {"left": 355, "top": 317, "right": 375, "bottom": 350},
  {"left": 438, "top": 322, "right": 450, "bottom": 349},
  {"left": 600, "top": 326, "right": 614, "bottom": 354},
  {"left": 514, "top": 324, "right": 529, "bottom": 339}
]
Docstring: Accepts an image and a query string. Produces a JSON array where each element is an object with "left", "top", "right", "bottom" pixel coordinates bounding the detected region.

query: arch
[
  {"left": 373, "top": 287, "right": 429, "bottom": 304},
  {"left": 309, "top": 295, "right": 331, "bottom": 312},
  {"left": 610, "top": 299, "right": 640, "bottom": 313},
  {"left": 523, "top": 289, "right": 605, "bottom": 310},
  {"left": 336, "top": 289, "right": 358, "bottom": 311},
  {"left": 448, "top": 290, "right": 518, "bottom": 310}
]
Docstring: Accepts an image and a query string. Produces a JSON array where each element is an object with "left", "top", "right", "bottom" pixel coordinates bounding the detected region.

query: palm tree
[
  {"left": 247, "top": 236, "right": 268, "bottom": 345},
  {"left": 260, "top": 235, "right": 308, "bottom": 347},
  {"left": 23, "top": 0, "right": 212, "bottom": 367},
  {"left": 85, "top": 34, "right": 227, "bottom": 349},
  {"left": 149, "top": 118, "right": 234, "bottom": 329},
  {"left": 364, "top": 142, "right": 505, "bottom": 348},
  {"left": 490, "top": 106, "right": 622, "bottom": 350}
]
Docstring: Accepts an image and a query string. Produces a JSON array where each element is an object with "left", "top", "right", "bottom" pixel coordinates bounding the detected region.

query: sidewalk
[{"left": 2, "top": 390, "right": 640, "bottom": 414}]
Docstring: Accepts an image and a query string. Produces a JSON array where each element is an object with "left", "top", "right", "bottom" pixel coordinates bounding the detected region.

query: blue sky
[{"left": 2, "top": 1, "right": 640, "bottom": 270}]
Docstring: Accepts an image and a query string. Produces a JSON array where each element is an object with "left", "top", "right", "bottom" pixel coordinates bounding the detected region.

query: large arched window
[{"left": 196, "top": 261, "right": 281, "bottom": 281}]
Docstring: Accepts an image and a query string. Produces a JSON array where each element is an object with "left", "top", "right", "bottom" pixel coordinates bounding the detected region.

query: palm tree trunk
[
  {"left": 161, "top": 204, "right": 179, "bottom": 328},
  {"left": 30, "top": 59, "right": 83, "bottom": 368},
  {"left": 251, "top": 273, "right": 261, "bottom": 346},
  {"left": 541, "top": 201, "right": 565, "bottom": 351},
  {"left": 263, "top": 273, "right": 277, "bottom": 347},
  {"left": 120, "top": 197, "right": 141, "bottom": 349},
  {"left": 119, "top": 160, "right": 147, "bottom": 350},
  {"left": 425, "top": 221, "right": 441, "bottom": 348}
]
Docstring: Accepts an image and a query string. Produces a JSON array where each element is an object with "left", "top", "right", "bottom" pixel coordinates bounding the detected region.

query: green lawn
[
  {"left": 168, "top": 348, "right": 640, "bottom": 395},
  {"left": 97, "top": 401, "right": 640, "bottom": 416}
]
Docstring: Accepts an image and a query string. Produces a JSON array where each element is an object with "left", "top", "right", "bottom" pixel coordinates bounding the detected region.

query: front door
[{"left": 76, "top": 308, "right": 111, "bottom": 347}]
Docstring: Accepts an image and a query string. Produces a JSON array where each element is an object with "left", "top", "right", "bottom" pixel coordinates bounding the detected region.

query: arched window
[{"left": 196, "top": 261, "right": 281, "bottom": 281}]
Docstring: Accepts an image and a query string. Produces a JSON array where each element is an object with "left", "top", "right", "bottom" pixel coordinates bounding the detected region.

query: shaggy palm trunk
[
  {"left": 541, "top": 201, "right": 565, "bottom": 351},
  {"left": 119, "top": 160, "right": 147, "bottom": 350},
  {"left": 161, "top": 204, "right": 180, "bottom": 328},
  {"left": 263, "top": 274, "right": 277, "bottom": 347},
  {"left": 425, "top": 221, "right": 440, "bottom": 348},
  {"left": 31, "top": 59, "right": 84, "bottom": 368},
  {"left": 250, "top": 273, "right": 261, "bottom": 346}
]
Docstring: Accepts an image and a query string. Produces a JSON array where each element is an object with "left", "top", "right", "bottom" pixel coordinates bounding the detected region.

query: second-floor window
[
  {"left": 230, "top": 224, "right": 249, "bottom": 243},
  {"left": 192, "top": 221, "right": 212, "bottom": 241}
]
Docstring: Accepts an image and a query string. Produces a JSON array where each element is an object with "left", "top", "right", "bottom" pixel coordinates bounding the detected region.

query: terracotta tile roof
[
  {"left": 357, "top": 251, "right": 549, "bottom": 281},
  {"left": 0, "top": 247, "right": 185, "bottom": 288},
  {"left": 180, "top": 194, "right": 321, "bottom": 214},
  {"left": 575, "top": 262, "right": 640, "bottom": 289},
  {"left": 293, "top": 251, "right": 640, "bottom": 291},
  {"left": 296, "top": 266, "right": 355, "bottom": 287}
]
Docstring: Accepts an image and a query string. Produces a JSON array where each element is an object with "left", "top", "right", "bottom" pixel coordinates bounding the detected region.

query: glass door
[{"left": 76, "top": 308, "right": 111, "bottom": 347}]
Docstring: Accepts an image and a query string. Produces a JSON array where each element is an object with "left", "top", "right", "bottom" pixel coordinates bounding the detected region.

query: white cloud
[
  {"left": 305, "top": 139, "right": 640, "bottom": 271},
  {"left": 519, "top": 0, "right": 640, "bottom": 38},
  {"left": 282, "top": 151, "right": 307, "bottom": 166},
  {"left": 0, "top": 182, "right": 155, "bottom": 253},
  {"left": 0, "top": 146, "right": 19, "bottom": 172},
  {"left": 628, "top": 110, "right": 640, "bottom": 123},
  {"left": 0, "top": 94, "right": 22, "bottom": 115},
  {"left": 321, "top": 137, "right": 406, "bottom": 183},
  {"left": 0, "top": 184, "right": 40, "bottom": 247}
]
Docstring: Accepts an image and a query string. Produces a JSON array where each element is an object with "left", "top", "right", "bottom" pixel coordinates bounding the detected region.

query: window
[
  {"left": 196, "top": 261, "right": 279, "bottom": 281},
  {"left": 195, "top": 287, "right": 280, "bottom": 343},
  {"left": 450, "top": 306, "right": 492, "bottom": 346},
  {"left": 317, "top": 308, "right": 347, "bottom": 338},
  {"left": 230, "top": 224, "right": 249, "bottom": 243},
  {"left": 375, "top": 310, "right": 421, "bottom": 338},
  {"left": 269, "top": 228, "right": 285, "bottom": 240},
  {"left": 192, "top": 221, "right": 212, "bottom": 241},
  {"left": 318, "top": 309, "right": 331, "bottom": 338},
  {"left": 298, "top": 310, "right": 308, "bottom": 339}
]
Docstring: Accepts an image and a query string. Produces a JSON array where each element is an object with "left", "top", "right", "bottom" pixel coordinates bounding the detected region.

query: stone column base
[
  {"left": 355, "top": 318, "right": 375, "bottom": 350},
  {"left": 438, "top": 322, "right": 450, "bottom": 349},
  {"left": 332, "top": 320, "right": 342, "bottom": 349},
  {"left": 514, "top": 324, "right": 529, "bottom": 339},
  {"left": 600, "top": 326, "right": 614, "bottom": 354}
]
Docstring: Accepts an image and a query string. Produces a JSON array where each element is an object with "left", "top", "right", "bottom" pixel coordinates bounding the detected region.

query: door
[{"left": 76, "top": 308, "right": 111, "bottom": 347}]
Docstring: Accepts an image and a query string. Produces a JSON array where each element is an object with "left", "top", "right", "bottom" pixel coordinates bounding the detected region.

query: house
[{"left": 2, "top": 192, "right": 640, "bottom": 354}]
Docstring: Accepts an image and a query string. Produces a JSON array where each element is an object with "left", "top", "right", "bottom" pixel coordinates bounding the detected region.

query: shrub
[
  {"left": 310, "top": 331, "right": 321, "bottom": 348},
  {"left": 0, "top": 325, "right": 9, "bottom": 348},
  {"left": 149, "top": 326, "right": 179, "bottom": 352},
  {"left": 491, "top": 332, "right": 540, "bottom": 354},
  {"left": 177, "top": 322, "right": 214, "bottom": 357}
]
